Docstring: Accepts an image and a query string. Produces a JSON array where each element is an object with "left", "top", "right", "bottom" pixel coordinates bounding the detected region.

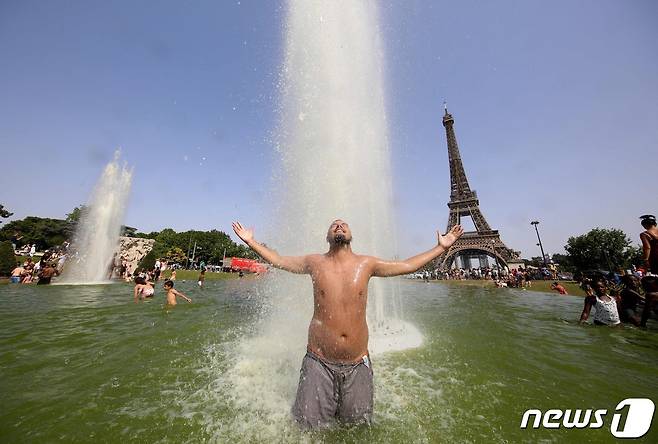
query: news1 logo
[{"left": 520, "top": 398, "right": 655, "bottom": 438}]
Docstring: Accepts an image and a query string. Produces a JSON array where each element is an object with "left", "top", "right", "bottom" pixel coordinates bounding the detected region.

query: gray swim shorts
[{"left": 292, "top": 351, "right": 373, "bottom": 429}]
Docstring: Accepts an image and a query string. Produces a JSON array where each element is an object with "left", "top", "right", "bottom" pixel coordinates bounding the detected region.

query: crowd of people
[
  {"left": 576, "top": 214, "right": 658, "bottom": 328},
  {"left": 6, "top": 213, "right": 658, "bottom": 327},
  {"left": 131, "top": 260, "right": 202, "bottom": 306},
  {"left": 579, "top": 274, "right": 658, "bottom": 328},
  {"left": 10, "top": 249, "right": 67, "bottom": 285},
  {"left": 420, "top": 265, "right": 558, "bottom": 290}
]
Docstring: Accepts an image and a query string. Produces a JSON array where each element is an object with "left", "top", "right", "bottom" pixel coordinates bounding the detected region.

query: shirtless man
[
  {"left": 10, "top": 263, "right": 25, "bottom": 283},
  {"left": 232, "top": 219, "right": 463, "bottom": 428},
  {"left": 37, "top": 262, "right": 59, "bottom": 285}
]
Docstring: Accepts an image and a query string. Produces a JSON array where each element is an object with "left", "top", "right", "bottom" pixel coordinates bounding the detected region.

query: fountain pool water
[
  {"left": 1, "top": 281, "right": 657, "bottom": 442},
  {"left": 59, "top": 151, "right": 132, "bottom": 284}
]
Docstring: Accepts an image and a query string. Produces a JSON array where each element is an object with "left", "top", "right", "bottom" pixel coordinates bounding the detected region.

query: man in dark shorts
[{"left": 233, "top": 219, "right": 463, "bottom": 428}]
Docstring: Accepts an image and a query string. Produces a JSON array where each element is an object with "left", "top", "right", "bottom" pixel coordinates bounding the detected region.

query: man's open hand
[
  {"left": 438, "top": 225, "right": 464, "bottom": 249},
  {"left": 232, "top": 221, "right": 254, "bottom": 244}
]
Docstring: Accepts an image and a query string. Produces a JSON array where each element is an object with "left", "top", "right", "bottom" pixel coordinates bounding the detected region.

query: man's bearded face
[{"left": 327, "top": 220, "right": 352, "bottom": 245}]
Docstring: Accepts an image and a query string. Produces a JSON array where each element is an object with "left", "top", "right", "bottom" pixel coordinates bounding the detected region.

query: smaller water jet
[{"left": 59, "top": 151, "right": 132, "bottom": 284}]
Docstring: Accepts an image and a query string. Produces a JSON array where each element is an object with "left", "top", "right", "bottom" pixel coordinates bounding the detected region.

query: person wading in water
[
  {"left": 640, "top": 214, "right": 658, "bottom": 275},
  {"left": 232, "top": 219, "right": 463, "bottom": 428}
]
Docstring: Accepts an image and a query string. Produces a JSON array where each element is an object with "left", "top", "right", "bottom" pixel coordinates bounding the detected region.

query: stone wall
[{"left": 118, "top": 236, "right": 155, "bottom": 275}]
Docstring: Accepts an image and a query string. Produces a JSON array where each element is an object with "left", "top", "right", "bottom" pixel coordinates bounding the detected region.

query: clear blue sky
[{"left": 1, "top": 0, "right": 657, "bottom": 259}]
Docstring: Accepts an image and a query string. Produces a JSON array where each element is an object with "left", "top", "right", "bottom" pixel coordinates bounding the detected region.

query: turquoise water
[{"left": 1, "top": 279, "right": 656, "bottom": 443}]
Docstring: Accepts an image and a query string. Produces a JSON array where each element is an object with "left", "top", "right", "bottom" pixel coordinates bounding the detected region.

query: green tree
[
  {"left": 165, "top": 247, "right": 187, "bottom": 264},
  {"left": 0, "top": 240, "right": 16, "bottom": 276},
  {"left": 0, "top": 204, "right": 13, "bottom": 223},
  {"left": 121, "top": 225, "right": 138, "bottom": 237},
  {"left": 524, "top": 256, "right": 544, "bottom": 268},
  {"left": 65, "top": 205, "right": 87, "bottom": 224},
  {"left": 624, "top": 245, "right": 644, "bottom": 270},
  {"left": 0, "top": 216, "right": 69, "bottom": 250},
  {"left": 65, "top": 205, "right": 87, "bottom": 237},
  {"left": 550, "top": 253, "right": 574, "bottom": 273},
  {"left": 564, "top": 228, "right": 634, "bottom": 272},
  {"left": 138, "top": 248, "right": 158, "bottom": 271}
]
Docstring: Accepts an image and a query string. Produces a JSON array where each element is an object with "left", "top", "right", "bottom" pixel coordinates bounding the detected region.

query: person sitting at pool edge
[
  {"left": 232, "top": 219, "right": 464, "bottom": 429},
  {"left": 579, "top": 276, "right": 621, "bottom": 326}
]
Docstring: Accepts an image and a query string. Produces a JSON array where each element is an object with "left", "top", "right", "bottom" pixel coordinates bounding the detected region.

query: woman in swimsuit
[
  {"left": 134, "top": 276, "right": 155, "bottom": 302},
  {"left": 640, "top": 214, "right": 658, "bottom": 275}
]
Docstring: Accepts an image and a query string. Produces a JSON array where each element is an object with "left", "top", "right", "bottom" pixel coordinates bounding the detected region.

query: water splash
[
  {"left": 60, "top": 151, "right": 132, "bottom": 284},
  {"left": 210, "top": 1, "right": 423, "bottom": 435},
  {"left": 269, "top": 0, "right": 422, "bottom": 354}
]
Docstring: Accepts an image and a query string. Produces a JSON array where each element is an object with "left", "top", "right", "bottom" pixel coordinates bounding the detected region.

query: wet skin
[
  {"left": 305, "top": 252, "right": 372, "bottom": 362},
  {"left": 232, "top": 219, "right": 463, "bottom": 363}
]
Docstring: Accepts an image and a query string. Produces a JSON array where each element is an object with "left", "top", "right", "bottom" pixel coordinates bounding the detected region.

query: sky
[{"left": 1, "top": 0, "right": 657, "bottom": 259}]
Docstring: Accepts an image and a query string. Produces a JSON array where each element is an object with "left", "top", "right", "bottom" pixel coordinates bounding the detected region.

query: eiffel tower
[{"left": 437, "top": 105, "right": 520, "bottom": 270}]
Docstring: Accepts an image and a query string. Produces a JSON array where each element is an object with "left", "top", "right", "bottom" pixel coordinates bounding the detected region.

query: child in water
[
  {"left": 197, "top": 269, "right": 205, "bottom": 288},
  {"left": 164, "top": 280, "right": 192, "bottom": 306},
  {"left": 134, "top": 276, "right": 154, "bottom": 302}
]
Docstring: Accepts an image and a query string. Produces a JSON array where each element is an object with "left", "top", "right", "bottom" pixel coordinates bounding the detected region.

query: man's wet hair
[
  {"left": 134, "top": 276, "right": 146, "bottom": 285},
  {"left": 164, "top": 280, "right": 174, "bottom": 288},
  {"left": 640, "top": 214, "right": 657, "bottom": 228}
]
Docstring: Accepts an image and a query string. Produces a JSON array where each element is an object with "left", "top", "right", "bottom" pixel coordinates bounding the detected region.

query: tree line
[
  {"left": 524, "top": 228, "right": 642, "bottom": 273},
  {"left": 0, "top": 203, "right": 645, "bottom": 275},
  {"left": 0, "top": 205, "right": 257, "bottom": 270}
]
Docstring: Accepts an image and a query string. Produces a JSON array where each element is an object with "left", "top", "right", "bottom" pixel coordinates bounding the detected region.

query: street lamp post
[
  {"left": 185, "top": 236, "right": 192, "bottom": 269},
  {"left": 191, "top": 241, "right": 198, "bottom": 268},
  {"left": 530, "top": 221, "right": 548, "bottom": 267}
]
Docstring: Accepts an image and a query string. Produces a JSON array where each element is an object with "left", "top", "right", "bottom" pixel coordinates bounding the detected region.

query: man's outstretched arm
[
  {"left": 371, "top": 225, "right": 464, "bottom": 277},
  {"left": 232, "top": 221, "right": 309, "bottom": 274}
]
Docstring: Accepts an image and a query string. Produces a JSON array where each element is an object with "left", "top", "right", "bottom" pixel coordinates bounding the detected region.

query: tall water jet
[
  {"left": 214, "top": 2, "right": 422, "bottom": 435},
  {"left": 59, "top": 151, "right": 132, "bottom": 284},
  {"left": 268, "top": 0, "right": 422, "bottom": 354}
]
